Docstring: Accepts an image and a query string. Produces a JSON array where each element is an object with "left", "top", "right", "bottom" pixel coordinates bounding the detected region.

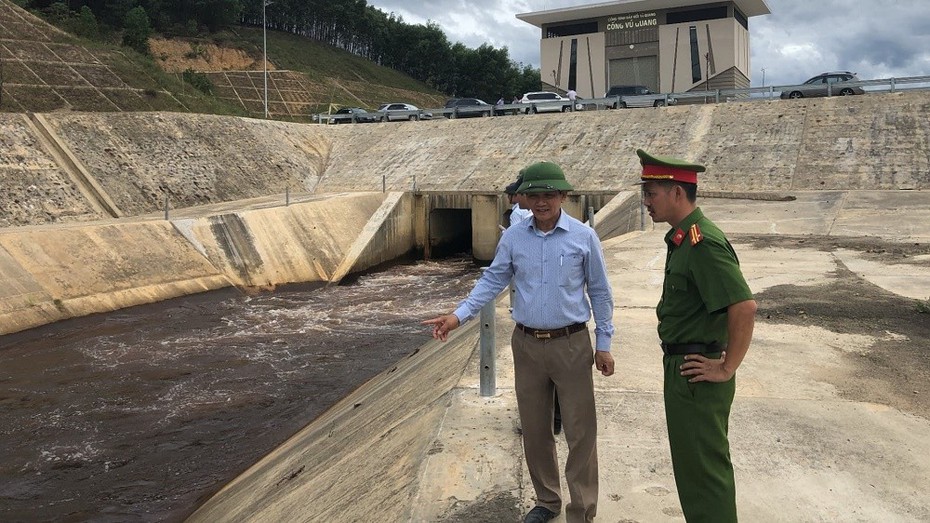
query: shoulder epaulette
[{"left": 689, "top": 224, "right": 704, "bottom": 246}]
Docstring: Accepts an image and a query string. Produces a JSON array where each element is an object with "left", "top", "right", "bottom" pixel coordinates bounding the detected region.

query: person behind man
[
  {"left": 424, "top": 161, "right": 615, "bottom": 523},
  {"left": 504, "top": 175, "right": 534, "bottom": 228},
  {"left": 636, "top": 149, "right": 757, "bottom": 523},
  {"left": 566, "top": 88, "right": 577, "bottom": 112}
]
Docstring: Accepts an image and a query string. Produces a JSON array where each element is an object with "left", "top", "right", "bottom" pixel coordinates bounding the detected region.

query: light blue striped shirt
[
  {"left": 453, "top": 210, "right": 615, "bottom": 351},
  {"left": 509, "top": 204, "right": 534, "bottom": 227}
]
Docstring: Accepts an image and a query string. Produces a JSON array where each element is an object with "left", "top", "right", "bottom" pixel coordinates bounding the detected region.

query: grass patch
[{"left": 917, "top": 299, "right": 930, "bottom": 314}]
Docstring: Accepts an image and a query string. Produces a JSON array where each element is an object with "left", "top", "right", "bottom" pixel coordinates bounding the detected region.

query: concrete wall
[
  {"left": 317, "top": 90, "right": 930, "bottom": 194},
  {"left": 186, "top": 321, "right": 482, "bottom": 523},
  {"left": 0, "top": 192, "right": 410, "bottom": 336}
]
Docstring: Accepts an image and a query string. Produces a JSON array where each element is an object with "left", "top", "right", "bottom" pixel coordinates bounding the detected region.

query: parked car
[
  {"left": 377, "top": 103, "right": 432, "bottom": 121},
  {"left": 605, "top": 85, "right": 676, "bottom": 108},
  {"left": 519, "top": 91, "right": 572, "bottom": 114},
  {"left": 780, "top": 71, "right": 865, "bottom": 99},
  {"left": 329, "top": 107, "right": 378, "bottom": 124},
  {"left": 571, "top": 96, "right": 600, "bottom": 111},
  {"left": 444, "top": 98, "right": 492, "bottom": 118}
]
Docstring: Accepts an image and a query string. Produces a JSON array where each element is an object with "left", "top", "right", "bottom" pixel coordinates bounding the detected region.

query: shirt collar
[
  {"left": 527, "top": 209, "right": 571, "bottom": 234},
  {"left": 664, "top": 207, "right": 704, "bottom": 246}
]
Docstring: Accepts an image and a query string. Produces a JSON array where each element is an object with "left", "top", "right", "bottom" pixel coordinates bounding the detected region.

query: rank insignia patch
[{"left": 689, "top": 224, "right": 704, "bottom": 246}]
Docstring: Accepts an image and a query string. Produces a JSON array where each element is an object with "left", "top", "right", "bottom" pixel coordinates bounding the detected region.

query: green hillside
[{"left": 0, "top": 0, "right": 446, "bottom": 120}]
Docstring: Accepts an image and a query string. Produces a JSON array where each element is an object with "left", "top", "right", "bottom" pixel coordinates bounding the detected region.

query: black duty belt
[
  {"left": 516, "top": 322, "right": 587, "bottom": 340},
  {"left": 661, "top": 342, "right": 721, "bottom": 355}
]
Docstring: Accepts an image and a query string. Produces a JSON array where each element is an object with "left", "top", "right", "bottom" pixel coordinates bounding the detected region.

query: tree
[
  {"left": 122, "top": 6, "right": 152, "bottom": 54},
  {"left": 72, "top": 6, "right": 100, "bottom": 38}
]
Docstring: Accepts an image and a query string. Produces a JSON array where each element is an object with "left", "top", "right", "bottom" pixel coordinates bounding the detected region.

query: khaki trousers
[{"left": 511, "top": 326, "right": 598, "bottom": 523}]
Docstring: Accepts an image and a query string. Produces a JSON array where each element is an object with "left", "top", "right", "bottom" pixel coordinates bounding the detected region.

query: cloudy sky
[{"left": 366, "top": 0, "right": 930, "bottom": 88}]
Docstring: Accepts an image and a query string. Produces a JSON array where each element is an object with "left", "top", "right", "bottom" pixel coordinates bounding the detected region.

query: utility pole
[
  {"left": 705, "top": 52, "right": 710, "bottom": 90},
  {"left": 704, "top": 52, "right": 710, "bottom": 103},
  {"left": 263, "top": 1, "right": 273, "bottom": 119}
]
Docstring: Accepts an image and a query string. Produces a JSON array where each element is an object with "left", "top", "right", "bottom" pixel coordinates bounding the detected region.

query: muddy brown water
[{"left": 0, "top": 258, "right": 481, "bottom": 522}]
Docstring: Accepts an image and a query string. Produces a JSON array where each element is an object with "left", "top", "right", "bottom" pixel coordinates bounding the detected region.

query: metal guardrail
[{"left": 313, "top": 75, "right": 930, "bottom": 123}]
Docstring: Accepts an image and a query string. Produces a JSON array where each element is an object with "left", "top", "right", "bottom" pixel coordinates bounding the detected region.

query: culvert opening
[{"left": 429, "top": 208, "right": 473, "bottom": 259}]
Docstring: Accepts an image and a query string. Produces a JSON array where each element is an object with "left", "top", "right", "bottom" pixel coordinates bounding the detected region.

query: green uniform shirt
[{"left": 657, "top": 208, "right": 753, "bottom": 345}]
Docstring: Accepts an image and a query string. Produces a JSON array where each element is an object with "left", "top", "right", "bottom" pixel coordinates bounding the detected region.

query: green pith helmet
[{"left": 516, "top": 161, "right": 574, "bottom": 193}]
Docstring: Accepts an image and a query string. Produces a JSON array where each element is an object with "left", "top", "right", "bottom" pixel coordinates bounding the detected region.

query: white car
[
  {"left": 519, "top": 91, "right": 572, "bottom": 114},
  {"left": 377, "top": 103, "right": 432, "bottom": 121}
]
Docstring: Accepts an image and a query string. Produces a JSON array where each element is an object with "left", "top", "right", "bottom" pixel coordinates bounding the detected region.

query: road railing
[{"left": 311, "top": 74, "right": 930, "bottom": 122}]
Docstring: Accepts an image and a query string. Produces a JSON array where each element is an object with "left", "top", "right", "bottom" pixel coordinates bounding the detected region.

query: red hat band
[{"left": 641, "top": 164, "right": 698, "bottom": 184}]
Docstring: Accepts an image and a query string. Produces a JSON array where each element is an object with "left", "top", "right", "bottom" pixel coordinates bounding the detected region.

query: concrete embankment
[
  {"left": 0, "top": 191, "right": 414, "bottom": 336},
  {"left": 3, "top": 91, "right": 928, "bottom": 228},
  {"left": 186, "top": 318, "right": 483, "bottom": 523}
]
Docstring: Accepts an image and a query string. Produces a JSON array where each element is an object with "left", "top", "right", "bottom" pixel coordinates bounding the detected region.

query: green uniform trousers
[{"left": 663, "top": 353, "right": 737, "bottom": 523}]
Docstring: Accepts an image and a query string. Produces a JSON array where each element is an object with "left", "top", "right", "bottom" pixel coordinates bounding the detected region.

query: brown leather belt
[{"left": 516, "top": 322, "right": 587, "bottom": 340}]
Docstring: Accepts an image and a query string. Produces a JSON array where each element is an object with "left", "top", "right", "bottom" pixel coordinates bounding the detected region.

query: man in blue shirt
[{"left": 424, "top": 161, "right": 615, "bottom": 523}]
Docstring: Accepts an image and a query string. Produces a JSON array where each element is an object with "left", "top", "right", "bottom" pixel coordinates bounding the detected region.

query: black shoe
[{"left": 524, "top": 506, "right": 558, "bottom": 523}]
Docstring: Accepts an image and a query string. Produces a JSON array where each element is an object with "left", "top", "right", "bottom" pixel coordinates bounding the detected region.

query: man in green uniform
[{"left": 636, "top": 149, "right": 757, "bottom": 522}]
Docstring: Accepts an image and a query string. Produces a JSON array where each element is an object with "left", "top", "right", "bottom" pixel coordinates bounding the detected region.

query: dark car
[
  {"left": 605, "top": 85, "right": 676, "bottom": 108},
  {"left": 780, "top": 71, "right": 865, "bottom": 99},
  {"left": 329, "top": 107, "right": 378, "bottom": 124},
  {"left": 444, "top": 98, "right": 492, "bottom": 118}
]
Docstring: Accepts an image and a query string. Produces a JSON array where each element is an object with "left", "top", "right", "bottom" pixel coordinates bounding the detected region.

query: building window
[
  {"left": 545, "top": 21, "right": 598, "bottom": 38},
  {"left": 667, "top": 6, "right": 727, "bottom": 24},
  {"left": 689, "top": 26, "right": 701, "bottom": 84},
  {"left": 734, "top": 8, "right": 748, "bottom": 29}
]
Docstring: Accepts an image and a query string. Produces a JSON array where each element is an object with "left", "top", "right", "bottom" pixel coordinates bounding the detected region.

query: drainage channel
[{"left": 0, "top": 257, "right": 481, "bottom": 522}]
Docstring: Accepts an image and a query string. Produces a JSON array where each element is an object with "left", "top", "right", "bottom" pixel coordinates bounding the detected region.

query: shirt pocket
[
  {"left": 662, "top": 272, "right": 691, "bottom": 314},
  {"left": 559, "top": 252, "right": 585, "bottom": 288}
]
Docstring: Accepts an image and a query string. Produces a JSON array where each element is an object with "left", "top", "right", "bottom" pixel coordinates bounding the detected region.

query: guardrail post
[
  {"left": 382, "top": 174, "right": 386, "bottom": 193},
  {"left": 163, "top": 193, "right": 169, "bottom": 220},
  {"left": 715, "top": 89, "right": 720, "bottom": 103},
  {"left": 285, "top": 186, "right": 290, "bottom": 206},
  {"left": 412, "top": 175, "right": 417, "bottom": 192},
  {"left": 890, "top": 77, "right": 896, "bottom": 93},
  {"left": 588, "top": 206, "right": 595, "bottom": 229},
  {"left": 479, "top": 299, "right": 496, "bottom": 397}
]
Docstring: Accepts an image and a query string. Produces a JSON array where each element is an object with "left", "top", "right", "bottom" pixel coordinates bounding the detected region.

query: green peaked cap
[
  {"left": 636, "top": 149, "right": 706, "bottom": 171},
  {"left": 516, "top": 161, "right": 574, "bottom": 193},
  {"left": 635, "top": 149, "right": 705, "bottom": 184}
]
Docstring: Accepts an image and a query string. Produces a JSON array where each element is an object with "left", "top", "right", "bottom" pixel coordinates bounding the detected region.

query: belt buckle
[{"left": 534, "top": 331, "right": 551, "bottom": 339}]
